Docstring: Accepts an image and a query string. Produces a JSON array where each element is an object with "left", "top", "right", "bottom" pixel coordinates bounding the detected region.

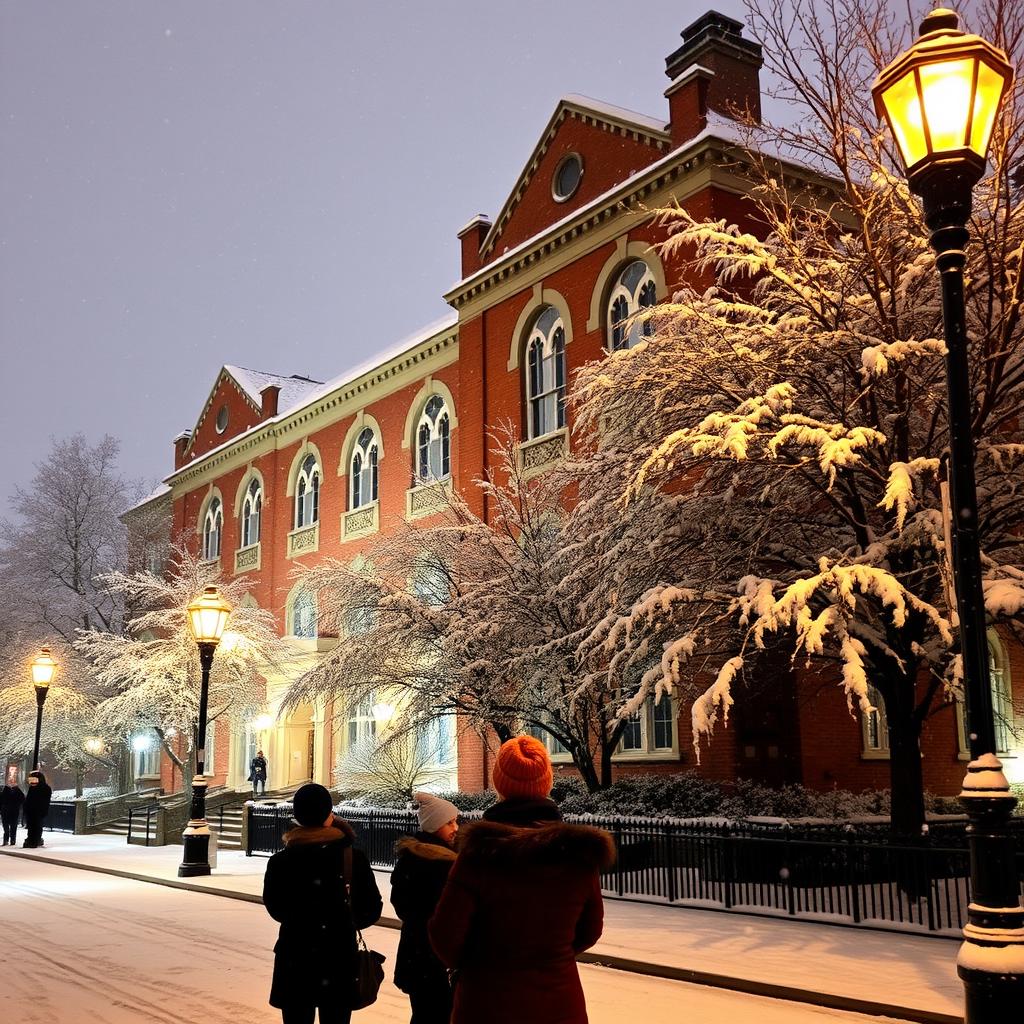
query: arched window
[
  {"left": 607, "top": 260, "right": 657, "bottom": 351},
  {"left": 351, "top": 427, "right": 379, "bottom": 509},
  {"left": 526, "top": 305, "right": 566, "bottom": 439},
  {"left": 292, "top": 590, "right": 317, "bottom": 639},
  {"left": 990, "top": 637, "right": 1015, "bottom": 755},
  {"left": 295, "top": 454, "right": 320, "bottom": 528},
  {"left": 202, "top": 497, "right": 222, "bottom": 560},
  {"left": 241, "top": 478, "right": 262, "bottom": 548},
  {"left": 416, "top": 395, "right": 451, "bottom": 483}
]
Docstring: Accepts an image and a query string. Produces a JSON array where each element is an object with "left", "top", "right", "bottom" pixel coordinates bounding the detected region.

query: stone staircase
[
  {"left": 210, "top": 803, "right": 245, "bottom": 851},
  {"left": 92, "top": 814, "right": 133, "bottom": 840}
]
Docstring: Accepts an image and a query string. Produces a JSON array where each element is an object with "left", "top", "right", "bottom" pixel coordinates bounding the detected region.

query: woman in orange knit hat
[{"left": 429, "top": 735, "right": 614, "bottom": 1024}]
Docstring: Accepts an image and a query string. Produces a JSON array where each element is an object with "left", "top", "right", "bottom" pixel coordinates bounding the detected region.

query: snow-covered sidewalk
[{"left": 0, "top": 833, "right": 963, "bottom": 1022}]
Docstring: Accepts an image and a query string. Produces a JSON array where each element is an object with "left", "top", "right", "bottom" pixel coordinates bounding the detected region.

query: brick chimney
[
  {"left": 457, "top": 214, "right": 492, "bottom": 278},
  {"left": 260, "top": 384, "right": 281, "bottom": 419},
  {"left": 664, "top": 11, "right": 763, "bottom": 146},
  {"left": 173, "top": 431, "right": 192, "bottom": 470}
]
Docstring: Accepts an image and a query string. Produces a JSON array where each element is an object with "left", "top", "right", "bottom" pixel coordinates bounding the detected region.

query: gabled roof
[{"left": 478, "top": 93, "right": 670, "bottom": 262}]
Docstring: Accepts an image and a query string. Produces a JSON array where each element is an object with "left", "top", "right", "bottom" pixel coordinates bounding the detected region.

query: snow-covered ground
[
  {"left": 2, "top": 832, "right": 963, "bottom": 1019},
  {"left": 0, "top": 855, "right": 910, "bottom": 1024}
]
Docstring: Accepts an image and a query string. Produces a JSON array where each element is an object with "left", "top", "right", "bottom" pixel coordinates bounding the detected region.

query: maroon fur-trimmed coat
[{"left": 428, "top": 818, "right": 615, "bottom": 1024}]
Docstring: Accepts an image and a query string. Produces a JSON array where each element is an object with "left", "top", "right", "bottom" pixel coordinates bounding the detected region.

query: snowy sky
[{"left": 0, "top": 0, "right": 753, "bottom": 508}]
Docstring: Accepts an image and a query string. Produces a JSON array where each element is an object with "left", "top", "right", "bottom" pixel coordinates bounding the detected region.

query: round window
[
  {"left": 552, "top": 153, "right": 583, "bottom": 202},
  {"left": 215, "top": 405, "right": 229, "bottom": 434}
]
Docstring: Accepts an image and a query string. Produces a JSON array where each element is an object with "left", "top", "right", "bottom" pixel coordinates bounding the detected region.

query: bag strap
[{"left": 341, "top": 845, "right": 369, "bottom": 950}]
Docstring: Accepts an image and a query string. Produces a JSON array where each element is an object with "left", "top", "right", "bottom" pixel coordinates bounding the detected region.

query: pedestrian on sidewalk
[
  {"left": 263, "top": 782, "right": 383, "bottom": 1024},
  {"left": 391, "top": 792, "right": 459, "bottom": 1024},
  {"left": 429, "top": 735, "right": 615, "bottom": 1024},
  {"left": 1, "top": 777, "right": 25, "bottom": 846},
  {"left": 249, "top": 750, "right": 268, "bottom": 797},
  {"left": 22, "top": 770, "right": 51, "bottom": 848}
]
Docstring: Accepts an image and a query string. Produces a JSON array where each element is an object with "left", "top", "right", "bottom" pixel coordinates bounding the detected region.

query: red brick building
[{"left": 126, "top": 12, "right": 1022, "bottom": 799}]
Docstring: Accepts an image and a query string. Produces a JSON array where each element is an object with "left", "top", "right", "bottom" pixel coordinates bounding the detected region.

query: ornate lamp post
[
  {"left": 29, "top": 647, "right": 57, "bottom": 771},
  {"left": 179, "top": 585, "right": 231, "bottom": 877},
  {"left": 872, "top": 9, "right": 1023, "bottom": 1018}
]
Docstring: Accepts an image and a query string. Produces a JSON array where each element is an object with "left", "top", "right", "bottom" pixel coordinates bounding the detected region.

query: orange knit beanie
[{"left": 492, "top": 735, "right": 553, "bottom": 801}]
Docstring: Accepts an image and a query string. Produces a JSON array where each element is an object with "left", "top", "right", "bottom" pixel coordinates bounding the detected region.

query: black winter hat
[{"left": 292, "top": 783, "right": 333, "bottom": 827}]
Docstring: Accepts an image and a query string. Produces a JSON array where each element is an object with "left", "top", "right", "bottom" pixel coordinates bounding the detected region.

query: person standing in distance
[
  {"left": 263, "top": 782, "right": 382, "bottom": 1024},
  {"left": 391, "top": 792, "right": 460, "bottom": 1024},
  {"left": 429, "top": 736, "right": 614, "bottom": 1024},
  {"left": 22, "top": 770, "right": 51, "bottom": 848},
  {"left": 249, "top": 749, "right": 268, "bottom": 797},
  {"left": 1, "top": 773, "right": 25, "bottom": 846}
]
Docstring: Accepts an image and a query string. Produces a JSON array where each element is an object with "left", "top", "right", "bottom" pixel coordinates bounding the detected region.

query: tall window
[
  {"left": 619, "top": 693, "right": 677, "bottom": 755},
  {"left": 292, "top": 590, "right": 317, "bottom": 639},
  {"left": 348, "top": 694, "right": 377, "bottom": 747},
  {"left": 990, "top": 639, "right": 1015, "bottom": 755},
  {"left": 351, "top": 427, "right": 379, "bottom": 509},
  {"left": 608, "top": 260, "right": 657, "bottom": 351},
  {"left": 861, "top": 684, "right": 889, "bottom": 754},
  {"left": 202, "top": 497, "right": 222, "bottom": 560},
  {"left": 526, "top": 305, "right": 567, "bottom": 439},
  {"left": 416, "top": 395, "right": 451, "bottom": 483},
  {"left": 295, "top": 454, "right": 320, "bottom": 528},
  {"left": 241, "top": 478, "right": 262, "bottom": 547}
]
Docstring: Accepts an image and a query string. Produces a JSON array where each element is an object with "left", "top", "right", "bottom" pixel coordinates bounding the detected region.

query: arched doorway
[{"left": 285, "top": 703, "right": 315, "bottom": 787}]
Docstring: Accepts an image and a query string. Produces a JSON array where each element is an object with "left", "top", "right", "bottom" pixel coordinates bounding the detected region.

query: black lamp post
[
  {"left": 872, "top": 9, "right": 1023, "bottom": 1018},
  {"left": 29, "top": 647, "right": 57, "bottom": 771},
  {"left": 179, "top": 585, "right": 231, "bottom": 878}
]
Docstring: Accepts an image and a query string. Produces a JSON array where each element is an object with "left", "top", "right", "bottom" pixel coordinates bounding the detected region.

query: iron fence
[{"left": 247, "top": 803, "right": 1024, "bottom": 936}]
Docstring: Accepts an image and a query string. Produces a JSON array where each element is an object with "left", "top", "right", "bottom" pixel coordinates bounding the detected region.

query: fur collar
[
  {"left": 457, "top": 820, "right": 615, "bottom": 870},
  {"left": 396, "top": 834, "right": 457, "bottom": 862},
  {"left": 283, "top": 818, "right": 355, "bottom": 847}
]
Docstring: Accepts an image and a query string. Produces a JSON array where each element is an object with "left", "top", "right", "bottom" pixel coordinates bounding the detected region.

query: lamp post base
[{"left": 178, "top": 774, "right": 212, "bottom": 877}]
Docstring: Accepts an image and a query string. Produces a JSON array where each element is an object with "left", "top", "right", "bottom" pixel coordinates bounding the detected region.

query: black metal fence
[
  {"left": 127, "top": 804, "right": 160, "bottom": 845},
  {"left": 247, "top": 803, "right": 1024, "bottom": 936},
  {"left": 44, "top": 801, "right": 77, "bottom": 833}
]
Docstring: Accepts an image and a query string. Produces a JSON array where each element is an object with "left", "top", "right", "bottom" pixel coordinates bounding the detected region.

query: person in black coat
[
  {"left": 249, "top": 750, "right": 268, "bottom": 797},
  {"left": 1, "top": 780, "right": 25, "bottom": 846},
  {"left": 263, "top": 783, "right": 383, "bottom": 1024},
  {"left": 390, "top": 792, "right": 459, "bottom": 1024},
  {"left": 22, "top": 770, "right": 51, "bottom": 848}
]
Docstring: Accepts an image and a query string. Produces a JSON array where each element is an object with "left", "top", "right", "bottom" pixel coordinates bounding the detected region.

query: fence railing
[
  {"left": 246, "top": 803, "right": 1024, "bottom": 936},
  {"left": 127, "top": 804, "right": 160, "bottom": 846}
]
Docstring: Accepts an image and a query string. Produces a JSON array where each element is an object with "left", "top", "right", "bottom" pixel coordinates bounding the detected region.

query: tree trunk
[
  {"left": 74, "top": 768, "right": 84, "bottom": 798},
  {"left": 573, "top": 744, "right": 601, "bottom": 793},
  {"left": 885, "top": 683, "right": 926, "bottom": 839}
]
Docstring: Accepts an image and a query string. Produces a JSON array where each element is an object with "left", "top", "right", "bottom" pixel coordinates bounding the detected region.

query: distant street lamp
[
  {"left": 82, "top": 736, "right": 106, "bottom": 757},
  {"left": 872, "top": 9, "right": 1022, "bottom": 1018},
  {"left": 29, "top": 647, "right": 57, "bottom": 771},
  {"left": 179, "top": 585, "right": 231, "bottom": 877},
  {"left": 371, "top": 701, "right": 397, "bottom": 725}
]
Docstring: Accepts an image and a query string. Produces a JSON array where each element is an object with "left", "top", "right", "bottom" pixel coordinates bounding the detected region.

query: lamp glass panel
[
  {"left": 31, "top": 654, "right": 56, "bottom": 686},
  {"left": 881, "top": 71, "right": 928, "bottom": 168},
  {"left": 970, "top": 60, "right": 1006, "bottom": 157},
  {"left": 188, "top": 598, "right": 230, "bottom": 643},
  {"left": 918, "top": 58, "right": 975, "bottom": 154}
]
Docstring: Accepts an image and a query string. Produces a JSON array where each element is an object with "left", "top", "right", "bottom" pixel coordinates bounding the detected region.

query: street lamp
[
  {"left": 29, "top": 647, "right": 57, "bottom": 771},
  {"left": 179, "top": 585, "right": 231, "bottom": 877},
  {"left": 872, "top": 9, "right": 1022, "bottom": 1018}
]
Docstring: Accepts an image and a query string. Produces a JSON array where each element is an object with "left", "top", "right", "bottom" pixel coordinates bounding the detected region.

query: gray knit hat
[{"left": 414, "top": 791, "right": 459, "bottom": 834}]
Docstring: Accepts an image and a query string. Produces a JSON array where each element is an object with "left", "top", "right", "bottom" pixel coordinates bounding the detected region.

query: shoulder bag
[{"left": 342, "top": 845, "right": 386, "bottom": 1009}]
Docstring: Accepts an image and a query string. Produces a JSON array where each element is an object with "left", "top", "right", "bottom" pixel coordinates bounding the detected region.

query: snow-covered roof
[
  {"left": 121, "top": 482, "right": 171, "bottom": 518},
  {"left": 166, "top": 313, "right": 458, "bottom": 485},
  {"left": 561, "top": 93, "right": 668, "bottom": 135},
  {"left": 224, "top": 366, "right": 323, "bottom": 412}
]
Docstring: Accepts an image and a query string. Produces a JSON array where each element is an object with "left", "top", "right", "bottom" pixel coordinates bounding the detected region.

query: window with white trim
[
  {"left": 241, "top": 478, "right": 262, "bottom": 547},
  {"left": 526, "top": 719, "right": 569, "bottom": 756},
  {"left": 954, "top": 633, "right": 1015, "bottom": 756},
  {"left": 416, "top": 395, "right": 451, "bottom": 483},
  {"left": 291, "top": 590, "right": 317, "bottom": 639},
  {"left": 526, "top": 305, "right": 566, "bottom": 439},
  {"left": 861, "top": 684, "right": 889, "bottom": 755},
  {"left": 202, "top": 497, "right": 222, "bottom": 560},
  {"left": 347, "top": 694, "right": 377, "bottom": 748},
  {"left": 351, "top": 427, "right": 379, "bottom": 509},
  {"left": 619, "top": 693, "right": 677, "bottom": 755},
  {"left": 295, "top": 454, "right": 320, "bottom": 528},
  {"left": 607, "top": 260, "right": 657, "bottom": 351}
]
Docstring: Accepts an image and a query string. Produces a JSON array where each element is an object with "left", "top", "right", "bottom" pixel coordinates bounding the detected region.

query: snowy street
[{"left": 0, "top": 855, "right": 910, "bottom": 1024}]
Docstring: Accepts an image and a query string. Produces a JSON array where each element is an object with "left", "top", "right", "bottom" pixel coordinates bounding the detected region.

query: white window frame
[
  {"left": 347, "top": 694, "right": 378, "bottom": 749},
  {"left": 351, "top": 427, "right": 379, "bottom": 510},
  {"left": 241, "top": 478, "right": 262, "bottom": 548},
  {"left": 290, "top": 590, "right": 318, "bottom": 639},
  {"left": 957, "top": 634, "right": 1017, "bottom": 757},
  {"left": 132, "top": 733, "right": 161, "bottom": 779},
  {"left": 416, "top": 395, "right": 451, "bottom": 483},
  {"left": 607, "top": 259, "right": 657, "bottom": 351},
  {"left": 616, "top": 692, "right": 679, "bottom": 760},
  {"left": 861, "top": 684, "right": 890, "bottom": 759},
  {"left": 202, "top": 497, "right": 222, "bottom": 560},
  {"left": 295, "top": 454, "right": 321, "bottom": 528},
  {"left": 525, "top": 306, "right": 567, "bottom": 440}
]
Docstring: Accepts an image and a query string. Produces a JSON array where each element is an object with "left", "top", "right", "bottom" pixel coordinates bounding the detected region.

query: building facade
[{"left": 126, "top": 12, "right": 1022, "bottom": 799}]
